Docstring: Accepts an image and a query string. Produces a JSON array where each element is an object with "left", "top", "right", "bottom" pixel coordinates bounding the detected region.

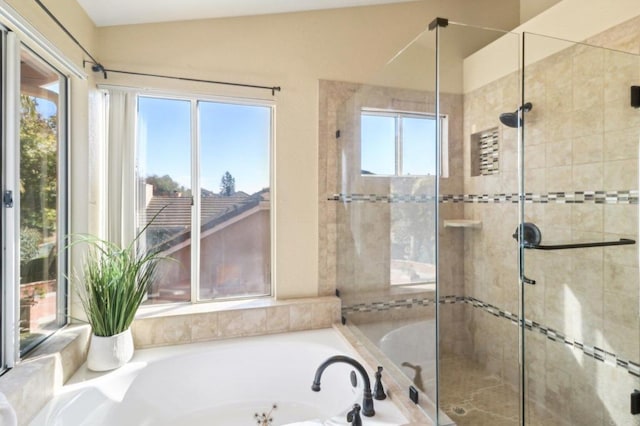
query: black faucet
[
  {"left": 347, "top": 403, "right": 362, "bottom": 426},
  {"left": 373, "top": 366, "right": 387, "bottom": 400},
  {"left": 311, "top": 355, "right": 375, "bottom": 417}
]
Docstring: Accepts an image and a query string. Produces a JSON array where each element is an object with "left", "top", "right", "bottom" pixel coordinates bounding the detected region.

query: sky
[
  {"left": 137, "top": 97, "right": 436, "bottom": 196},
  {"left": 137, "top": 97, "right": 271, "bottom": 195},
  {"left": 34, "top": 98, "right": 57, "bottom": 118},
  {"left": 31, "top": 82, "right": 60, "bottom": 119},
  {"left": 33, "top": 82, "right": 60, "bottom": 118}
]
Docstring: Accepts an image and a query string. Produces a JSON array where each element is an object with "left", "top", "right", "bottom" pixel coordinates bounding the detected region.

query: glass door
[
  {"left": 328, "top": 22, "right": 441, "bottom": 422},
  {"left": 522, "top": 32, "right": 640, "bottom": 425},
  {"left": 435, "top": 21, "right": 521, "bottom": 425}
]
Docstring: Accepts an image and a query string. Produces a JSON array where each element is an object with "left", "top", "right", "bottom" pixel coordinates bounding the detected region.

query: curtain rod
[
  {"left": 34, "top": 0, "right": 105, "bottom": 76},
  {"left": 35, "top": 0, "right": 281, "bottom": 95},
  {"left": 88, "top": 65, "right": 282, "bottom": 96}
]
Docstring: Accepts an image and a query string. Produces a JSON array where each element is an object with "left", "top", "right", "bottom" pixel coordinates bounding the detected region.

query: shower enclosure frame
[
  {"left": 327, "top": 14, "right": 640, "bottom": 426},
  {"left": 432, "top": 19, "right": 640, "bottom": 425}
]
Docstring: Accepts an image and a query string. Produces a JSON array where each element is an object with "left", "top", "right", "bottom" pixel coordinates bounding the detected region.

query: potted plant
[{"left": 71, "top": 219, "right": 165, "bottom": 371}]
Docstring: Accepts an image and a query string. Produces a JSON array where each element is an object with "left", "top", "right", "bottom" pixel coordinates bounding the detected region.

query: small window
[{"left": 360, "top": 110, "right": 448, "bottom": 177}]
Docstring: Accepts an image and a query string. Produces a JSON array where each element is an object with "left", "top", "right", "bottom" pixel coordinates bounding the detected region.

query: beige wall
[
  {"left": 519, "top": 0, "right": 560, "bottom": 24},
  {"left": 6, "top": 0, "right": 96, "bottom": 63},
  {"left": 93, "top": 1, "right": 519, "bottom": 299},
  {"left": 0, "top": 0, "right": 520, "bottom": 310},
  {"left": 465, "top": 0, "right": 640, "bottom": 93}
]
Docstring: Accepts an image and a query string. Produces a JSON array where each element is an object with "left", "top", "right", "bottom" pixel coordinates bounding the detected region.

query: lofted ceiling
[{"left": 76, "top": 0, "right": 423, "bottom": 27}]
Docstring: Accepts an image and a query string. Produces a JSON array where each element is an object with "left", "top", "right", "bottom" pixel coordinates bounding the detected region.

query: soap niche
[{"left": 470, "top": 127, "right": 499, "bottom": 177}]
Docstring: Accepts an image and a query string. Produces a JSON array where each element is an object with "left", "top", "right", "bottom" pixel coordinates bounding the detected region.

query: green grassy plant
[{"left": 71, "top": 218, "right": 166, "bottom": 337}]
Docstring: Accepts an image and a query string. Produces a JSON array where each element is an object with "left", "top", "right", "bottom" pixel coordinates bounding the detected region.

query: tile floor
[{"left": 437, "top": 355, "right": 565, "bottom": 426}]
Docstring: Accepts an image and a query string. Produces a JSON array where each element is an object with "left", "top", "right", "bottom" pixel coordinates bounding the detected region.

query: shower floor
[{"left": 439, "top": 354, "right": 565, "bottom": 426}]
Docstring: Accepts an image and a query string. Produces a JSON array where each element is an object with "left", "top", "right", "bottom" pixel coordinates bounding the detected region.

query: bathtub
[
  {"left": 379, "top": 320, "right": 436, "bottom": 362},
  {"left": 351, "top": 319, "right": 454, "bottom": 426},
  {"left": 356, "top": 319, "right": 436, "bottom": 392},
  {"left": 31, "top": 328, "right": 408, "bottom": 426}
]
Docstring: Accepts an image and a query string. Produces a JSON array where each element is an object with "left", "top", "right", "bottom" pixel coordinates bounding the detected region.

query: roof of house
[
  {"left": 144, "top": 188, "right": 270, "bottom": 252},
  {"left": 144, "top": 191, "right": 253, "bottom": 229}
]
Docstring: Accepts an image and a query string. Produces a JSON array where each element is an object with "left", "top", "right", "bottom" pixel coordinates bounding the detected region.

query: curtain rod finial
[{"left": 91, "top": 63, "right": 108, "bottom": 79}]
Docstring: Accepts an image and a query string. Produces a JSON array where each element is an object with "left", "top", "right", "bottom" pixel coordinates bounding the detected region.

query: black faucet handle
[
  {"left": 347, "top": 403, "right": 362, "bottom": 426},
  {"left": 373, "top": 366, "right": 387, "bottom": 400}
]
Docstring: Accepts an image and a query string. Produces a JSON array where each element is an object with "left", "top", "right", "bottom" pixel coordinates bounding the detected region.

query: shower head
[
  {"left": 499, "top": 112, "right": 520, "bottom": 128},
  {"left": 499, "top": 102, "right": 533, "bottom": 128}
]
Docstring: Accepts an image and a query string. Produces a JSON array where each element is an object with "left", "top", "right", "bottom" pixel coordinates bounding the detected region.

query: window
[
  {"left": 359, "top": 109, "right": 442, "bottom": 287},
  {"left": 360, "top": 109, "right": 448, "bottom": 177},
  {"left": 0, "top": 11, "right": 81, "bottom": 370},
  {"left": 18, "top": 48, "right": 68, "bottom": 354},
  {"left": 136, "top": 96, "right": 272, "bottom": 304}
]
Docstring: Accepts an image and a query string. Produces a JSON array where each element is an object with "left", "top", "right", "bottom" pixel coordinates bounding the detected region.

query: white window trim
[{"left": 3, "top": 30, "right": 19, "bottom": 368}]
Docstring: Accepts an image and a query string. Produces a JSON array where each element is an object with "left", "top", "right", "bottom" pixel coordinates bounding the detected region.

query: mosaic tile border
[
  {"left": 329, "top": 193, "right": 437, "bottom": 203},
  {"left": 342, "top": 296, "right": 443, "bottom": 313},
  {"left": 342, "top": 295, "right": 640, "bottom": 378},
  {"left": 330, "top": 190, "right": 639, "bottom": 205}
]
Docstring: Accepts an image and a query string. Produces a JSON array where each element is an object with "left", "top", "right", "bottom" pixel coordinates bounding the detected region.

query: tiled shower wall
[
  {"left": 318, "top": 80, "right": 467, "bottom": 348},
  {"left": 460, "top": 68, "right": 522, "bottom": 386},
  {"left": 319, "top": 15, "right": 640, "bottom": 425},
  {"left": 463, "top": 15, "right": 640, "bottom": 425}
]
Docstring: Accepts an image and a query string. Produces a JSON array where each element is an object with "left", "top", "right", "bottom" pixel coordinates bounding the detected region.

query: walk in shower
[{"left": 320, "top": 15, "right": 640, "bottom": 426}]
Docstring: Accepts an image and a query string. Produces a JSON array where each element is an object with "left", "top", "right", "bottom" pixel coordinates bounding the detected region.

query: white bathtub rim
[{"left": 31, "top": 328, "right": 409, "bottom": 426}]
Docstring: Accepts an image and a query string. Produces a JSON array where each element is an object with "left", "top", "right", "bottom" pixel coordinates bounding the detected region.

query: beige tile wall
[
  {"left": 319, "top": 80, "right": 464, "bottom": 294},
  {"left": 462, "top": 14, "right": 640, "bottom": 425},
  {"left": 318, "top": 80, "right": 467, "bottom": 352},
  {"left": 461, "top": 66, "right": 521, "bottom": 392}
]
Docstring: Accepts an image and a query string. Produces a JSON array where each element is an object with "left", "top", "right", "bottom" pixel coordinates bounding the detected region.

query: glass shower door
[
  {"left": 435, "top": 21, "right": 522, "bottom": 425},
  {"left": 329, "top": 51, "right": 441, "bottom": 421},
  {"left": 522, "top": 32, "right": 640, "bottom": 425}
]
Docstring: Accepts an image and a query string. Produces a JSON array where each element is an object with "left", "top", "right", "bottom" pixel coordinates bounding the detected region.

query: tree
[
  {"left": 20, "top": 95, "right": 58, "bottom": 236},
  {"left": 145, "top": 174, "right": 189, "bottom": 196},
  {"left": 20, "top": 227, "right": 42, "bottom": 264},
  {"left": 219, "top": 171, "right": 236, "bottom": 196}
]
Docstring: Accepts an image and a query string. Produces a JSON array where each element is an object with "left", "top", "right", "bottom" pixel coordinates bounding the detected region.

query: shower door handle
[{"left": 523, "top": 275, "right": 536, "bottom": 285}]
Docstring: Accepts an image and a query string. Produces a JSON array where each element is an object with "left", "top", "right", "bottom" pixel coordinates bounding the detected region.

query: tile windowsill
[{"left": 131, "top": 295, "right": 341, "bottom": 348}]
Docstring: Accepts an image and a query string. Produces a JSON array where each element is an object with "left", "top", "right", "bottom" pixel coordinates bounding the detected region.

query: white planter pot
[{"left": 87, "top": 328, "right": 134, "bottom": 372}]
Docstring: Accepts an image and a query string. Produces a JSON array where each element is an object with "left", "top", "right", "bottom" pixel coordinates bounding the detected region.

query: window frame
[
  {"left": 134, "top": 91, "right": 275, "bottom": 305},
  {"left": 1, "top": 33, "right": 71, "bottom": 370},
  {"left": 360, "top": 108, "right": 449, "bottom": 178}
]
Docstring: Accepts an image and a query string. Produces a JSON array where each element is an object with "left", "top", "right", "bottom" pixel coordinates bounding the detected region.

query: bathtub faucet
[{"left": 311, "top": 355, "right": 375, "bottom": 417}]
